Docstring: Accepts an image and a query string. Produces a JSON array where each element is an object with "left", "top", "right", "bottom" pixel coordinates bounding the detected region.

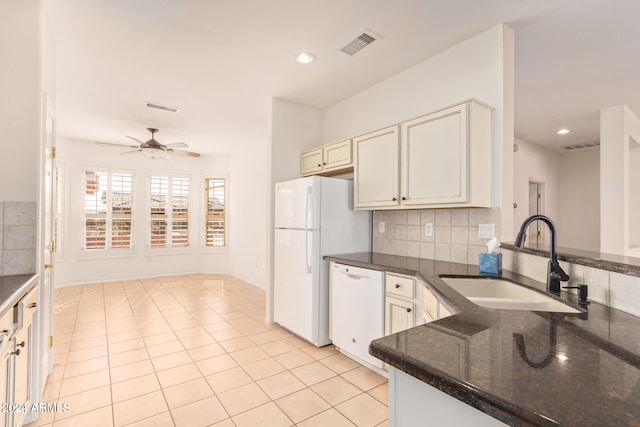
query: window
[
  {"left": 82, "top": 168, "right": 133, "bottom": 252},
  {"left": 149, "top": 175, "right": 190, "bottom": 248},
  {"left": 205, "top": 178, "right": 226, "bottom": 248}
]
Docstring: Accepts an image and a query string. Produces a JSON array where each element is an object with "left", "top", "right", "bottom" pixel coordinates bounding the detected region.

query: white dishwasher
[{"left": 331, "top": 262, "right": 384, "bottom": 369}]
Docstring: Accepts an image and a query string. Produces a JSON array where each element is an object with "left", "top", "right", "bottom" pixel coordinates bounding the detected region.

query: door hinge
[
  {"left": 48, "top": 240, "right": 56, "bottom": 253},
  {"left": 536, "top": 193, "right": 541, "bottom": 199},
  {"left": 536, "top": 230, "right": 541, "bottom": 236},
  {"left": 51, "top": 146, "right": 56, "bottom": 159},
  {"left": 49, "top": 336, "right": 53, "bottom": 347}
]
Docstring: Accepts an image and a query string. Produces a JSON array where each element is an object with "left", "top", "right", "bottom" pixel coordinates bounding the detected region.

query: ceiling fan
[{"left": 97, "top": 128, "right": 200, "bottom": 159}]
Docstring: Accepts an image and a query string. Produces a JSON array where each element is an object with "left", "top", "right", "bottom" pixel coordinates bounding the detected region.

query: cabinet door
[
  {"left": 300, "top": 148, "right": 324, "bottom": 176},
  {"left": 354, "top": 126, "right": 400, "bottom": 209},
  {"left": 323, "top": 139, "right": 352, "bottom": 171},
  {"left": 385, "top": 297, "right": 415, "bottom": 335},
  {"left": 401, "top": 104, "right": 468, "bottom": 205}
]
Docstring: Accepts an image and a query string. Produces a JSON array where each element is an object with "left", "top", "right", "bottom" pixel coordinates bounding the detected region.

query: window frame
[
  {"left": 146, "top": 172, "right": 192, "bottom": 255},
  {"left": 203, "top": 176, "right": 228, "bottom": 253},
  {"left": 80, "top": 166, "right": 135, "bottom": 258}
]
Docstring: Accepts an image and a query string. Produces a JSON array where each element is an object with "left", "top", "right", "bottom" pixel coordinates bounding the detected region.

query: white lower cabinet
[
  {"left": 330, "top": 263, "right": 384, "bottom": 369},
  {"left": 384, "top": 273, "right": 423, "bottom": 335},
  {"left": 389, "top": 367, "right": 507, "bottom": 427}
]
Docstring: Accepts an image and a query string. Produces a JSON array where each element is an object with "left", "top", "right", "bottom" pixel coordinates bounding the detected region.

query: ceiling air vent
[
  {"left": 562, "top": 141, "right": 600, "bottom": 151},
  {"left": 340, "top": 30, "right": 379, "bottom": 56},
  {"left": 145, "top": 101, "right": 180, "bottom": 114}
]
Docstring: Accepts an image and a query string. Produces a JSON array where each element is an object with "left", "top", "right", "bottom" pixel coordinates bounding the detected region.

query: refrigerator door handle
[
  {"left": 305, "top": 186, "right": 312, "bottom": 230},
  {"left": 306, "top": 230, "right": 312, "bottom": 273}
]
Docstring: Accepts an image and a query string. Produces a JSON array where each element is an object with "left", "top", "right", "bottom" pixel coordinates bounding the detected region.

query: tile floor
[{"left": 26, "top": 274, "right": 389, "bottom": 427}]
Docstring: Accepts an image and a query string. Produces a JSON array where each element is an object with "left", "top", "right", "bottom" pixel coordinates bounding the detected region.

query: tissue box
[{"left": 479, "top": 253, "right": 502, "bottom": 275}]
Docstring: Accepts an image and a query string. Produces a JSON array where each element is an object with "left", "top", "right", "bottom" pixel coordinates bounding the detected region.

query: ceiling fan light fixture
[
  {"left": 143, "top": 147, "right": 170, "bottom": 160},
  {"left": 295, "top": 51, "right": 315, "bottom": 64},
  {"left": 557, "top": 128, "right": 571, "bottom": 135}
]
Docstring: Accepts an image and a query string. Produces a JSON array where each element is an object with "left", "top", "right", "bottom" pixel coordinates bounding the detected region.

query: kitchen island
[{"left": 325, "top": 253, "right": 640, "bottom": 427}]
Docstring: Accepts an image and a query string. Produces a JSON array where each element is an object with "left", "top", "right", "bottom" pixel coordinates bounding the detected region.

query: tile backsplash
[
  {"left": 372, "top": 207, "right": 501, "bottom": 264},
  {"left": 1, "top": 201, "right": 37, "bottom": 275}
]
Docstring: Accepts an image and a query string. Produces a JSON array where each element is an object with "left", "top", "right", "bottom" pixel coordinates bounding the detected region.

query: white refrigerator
[{"left": 274, "top": 176, "right": 371, "bottom": 347}]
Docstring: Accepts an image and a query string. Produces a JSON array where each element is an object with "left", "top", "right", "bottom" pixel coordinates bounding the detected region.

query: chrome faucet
[{"left": 514, "top": 215, "right": 569, "bottom": 295}]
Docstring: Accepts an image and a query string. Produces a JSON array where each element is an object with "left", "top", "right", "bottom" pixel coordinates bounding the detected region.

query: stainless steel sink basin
[{"left": 440, "top": 277, "right": 580, "bottom": 313}]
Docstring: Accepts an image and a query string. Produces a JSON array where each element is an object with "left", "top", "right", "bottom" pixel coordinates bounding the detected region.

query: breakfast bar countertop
[
  {"left": 0, "top": 274, "right": 39, "bottom": 319},
  {"left": 324, "top": 252, "right": 640, "bottom": 427}
]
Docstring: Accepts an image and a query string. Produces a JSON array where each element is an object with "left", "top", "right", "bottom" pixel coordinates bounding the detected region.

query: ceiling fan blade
[
  {"left": 96, "top": 141, "right": 138, "bottom": 148},
  {"left": 165, "top": 142, "right": 189, "bottom": 148},
  {"left": 126, "top": 136, "right": 146, "bottom": 144},
  {"left": 120, "top": 149, "right": 141, "bottom": 155},
  {"left": 169, "top": 149, "right": 201, "bottom": 158}
]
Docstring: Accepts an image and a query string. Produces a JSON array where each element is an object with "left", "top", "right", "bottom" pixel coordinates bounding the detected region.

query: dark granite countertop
[
  {"left": 0, "top": 275, "right": 38, "bottom": 319},
  {"left": 324, "top": 253, "right": 640, "bottom": 427}
]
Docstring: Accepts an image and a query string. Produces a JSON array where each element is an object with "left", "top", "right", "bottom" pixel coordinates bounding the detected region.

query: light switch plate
[
  {"left": 478, "top": 224, "right": 495, "bottom": 238},
  {"left": 379, "top": 222, "right": 385, "bottom": 233},
  {"left": 424, "top": 223, "right": 433, "bottom": 237}
]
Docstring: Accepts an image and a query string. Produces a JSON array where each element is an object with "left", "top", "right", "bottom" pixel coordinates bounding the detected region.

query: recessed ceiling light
[
  {"left": 295, "top": 52, "right": 315, "bottom": 64},
  {"left": 557, "top": 128, "right": 571, "bottom": 135}
]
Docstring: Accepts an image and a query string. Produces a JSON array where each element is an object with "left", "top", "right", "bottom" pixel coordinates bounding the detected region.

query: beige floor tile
[
  {"left": 170, "top": 319, "right": 201, "bottom": 330},
  {"left": 319, "top": 353, "right": 362, "bottom": 374},
  {"left": 65, "top": 345, "right": 108, "bottom": 364},
  {"left": 242, "top": 357, "right": 286, "bottom": 381},
  {"left": 341, "top": 366, "right": 387, "bottom": 391},
  {"left": 297, "top": 408, "right": 358, "bottom": 427},
  {"left": 146, "top": 340, "right": 185, "bottom": 358},
  {"left": 336, "top": 393, "right": 388, "bottom": 427},
  {"left": 187, "top": 342, "right": 226, "bottom": 361},
  {"left": 110, "top": 359, "right": 155, "bottom": 383},
  {"left": 109, "top": 348, "right": 150, "bottom": 368},
  {"left": 179, "top": 333, "right": 216, "bottom": 349},
  {"left": 156, "top": 363, "right": 202, "bottom": 389},
  {"left": 142, "top": 331, "right": 178, "bottom": 347},
  {"left": 41, "top": 380, "right": 61, "bottom": 401},
  {"left": 54, "top": 385, "right": 112, "bottom": 421},
  {"left": 68, "top": 335, "right": 107, "bottom": 352},
  {"left": 70, "top": 328, "right": 107, "bottom": 341},
  {"left": 108, "top": 337, "right": 146, "bottom": 355},
  {"left": 232, "top": 402, "right": 293, "bottom": 427},
  {"left": 275, "top": 388, "right": 331, "bottom": 424},
  {"left": 51, "top": 405, "right": 113, "bottom": 427},
  {"left": 247, "top": 330, "right": 284, "bottom": 345},
  {"left": 229, "top": 346, "right": 270, "bottom": 365},
  {"left": 311, "top": 376, "right": 363, "bottom": 406},
  {"left": 107, "top": 329, "right": 142, "bottom": 344},
  {"left": 170, "top": 396, "right": 229, "bottom": 427},
  {"left": 368, "top": 382, "right": 389, "bottom": 405},
  {"left": 111, "top": 373, "right": 161, "bottom": 403},
  {"left": 302, "top": 345, "right": 339, "bottom": 360},
  {"left": 59, "top": 369, "right": 110, "bottom": 397},
  {"left": 163, "top": 377, "right": 214, "bottom": 409},
  {"left": 151, "top": 350, "right": 193, "bottom": 372},
  {"left": 196, "top": 353, "right": 238, "bottom": 376},
  {"left": 256, "top": 371, "right": 306, "bottom": 400},
  {"left": 121, "top": 411, "right": 175, "bottom": 427},
  {"left": 113, "top": 390, "right": 168, "bottom": 427},
  {"left": 291, "top": 361, "right": 337, "bottom": 386},
  {"left": 106, "top": 322, "right": 139, "bottom": 334},
  {"left": 140, "top": 325, "right": 173, "bottom": 337},
  {"left": 260, "top": 339, "right": 298, "bottom": 356},
  {"left": 204, "top": 320, "right": 236, "bottom": 333},
  {"left": 73, "top": 320, "right": 105, "bottom": 332},
  {"left": 174, "top": 326, "right": 208, "bottom": 339},
  {"left": 376, "top": 419, "right": 389, "bottom": 427},
  {"left": 218, "top": 336, "right": 255, "bottom": 353},
  {"left": 217, "top": 383, "right": 270, "bottom": 416},
  {"left": 286, "top": 335, "right": 313, "bottom": 349},
  {"left": 274, "top": 349, "right": 315, "bottom": 370},
  {"left": 62, "top": 356, "right": 109, "bottom": 379},
  {"left": 206, "top": 367, "right": 253, "bottom": 394}
]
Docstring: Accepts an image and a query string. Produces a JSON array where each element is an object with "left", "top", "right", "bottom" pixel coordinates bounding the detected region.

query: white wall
[
  {"left": 55, "top": 136, "right": 269, "bottom": 288},
  {"left": 0, "top": 0, "right": 42, "bottom": 201}
]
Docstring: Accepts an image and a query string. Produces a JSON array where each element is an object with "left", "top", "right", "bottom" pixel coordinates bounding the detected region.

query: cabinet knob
[
  {"left": 28, "top": 302, "right": 37, "bottom": 309},
  {"left": 402, "top": 196, "right": 407, "bottom": 201},
  {"left": 395, "top": 284, "right": 400, "bottom": 289},
  {"left": 406, "top": 308, "right": 412, "bottom": 313},
  {"left": 17, "top": 341, "right": 25, "bottom": 348},
  {"left": 12, "top": 349, "right": 20, "bottom": 356},
  {"left": 392, "top": 197, "right": 397, "bottom": 201},
  {"left": 323, "top": 162, "right": 327, "bottom": 165},
  {"left": 352, "top": 338, "right": 356, "bottom": 343},
  {"left": 317, "top": 164, "right": 322, "bottom": 167}
]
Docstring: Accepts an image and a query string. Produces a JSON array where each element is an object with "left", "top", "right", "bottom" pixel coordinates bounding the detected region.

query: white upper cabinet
[
  {"left": 354, "top": 99, "right": 493, "bottom": 210},
  {"left": 354, "top": 125, "right": 400, "bottom": 208},
  {"left": 300, "top": 139, "right": 353, "bottom": 176}
]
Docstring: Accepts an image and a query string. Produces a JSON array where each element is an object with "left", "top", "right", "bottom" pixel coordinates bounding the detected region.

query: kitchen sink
[{"left": 440, "top": 277, "right": 580, "bottom": 313}]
